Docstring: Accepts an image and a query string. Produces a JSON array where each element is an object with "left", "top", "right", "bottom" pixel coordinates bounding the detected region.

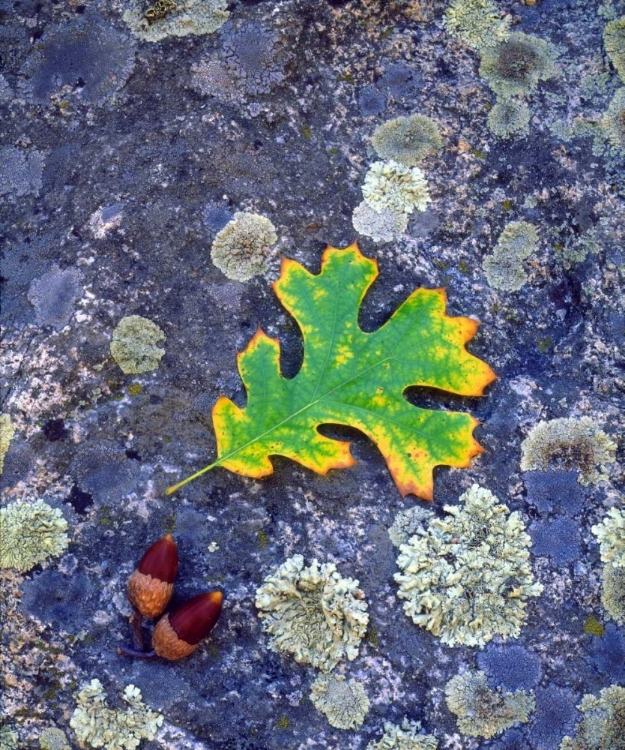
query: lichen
[
  {"left": 601, "top": 565, "right": 625, "bottom": 624},
  {"left": 394, "top": 484, "right": 542, "bottom": 647},
  {"left": 211, "top": 212, "right": 278, "bottom": 282},
  {"left": 123, "top": 0, "right": 229, "bottom": 42},
  {"left": 520, "top": 417, "right": 617, "bottom": 485},
  {"left": 560, "top": 685, "right": 625, "bottom": 750},
  {"left": 221, "top": 23, "right": 286, "bottom": 95},
  {"left": 351, "top": 200, "right": 408, "bottom": 243},
  {"left": 601, "top": 88, "right": 625, "bottom": 154},
  {"left": 39, "top": 727, "right": 70, "bottom": 750},
  {"left": 371, "top": 115, "right": 443, "bottom": 167},
  {"left": 604, "top": 17, "right": 625, "bottom": 81},
  {"left": 487, "top": 98, "right": 531, "bottom": 139},
  {"left": 444, "top": 0, "right": 510, "bottom": 50},
  {"left": 0, "top": 726, "right": 18, "bottom": 750},
  {"left": 366, "top": 718, "right": 439, "bottom": 749},
  {"left": 27, "top": 265, "right": 84, "bottom": 329},
  {"left": 0, "top": 499, "right": 69, "bottom": 573},
  {"left": 479, "top": 32, "right": 558, "bottom": 99},
  {"left": 70, "top": 441, "right": 140, "bottom": 502},
  {"left": 0, "top": 146, "right": 44, "bottom": 197},
  {"left": 0, "top": 414, "right": 15, "bottom": 474},
  {"left": 388, "top": 505, "right": 432, "bottom": 548},
  {"left": 483, "top": 221, "right": 539, "bottom": 292},
  {"left": 110, "top": 315, "right": 166, "bottom": 375},
  {"left": 255, "top": 554, "right": 369, "bottom": 671},
  {"left": 309, "top": 673, "right": 370, "bottom": 730},
  {"left": 361, "top": 160, "right": 431, "bottom": 217},
  {"left": 445, "top": 670, "right": 535, "bottom": 739},
  {"left": 592, "top": 508, "right": 625, "bottom": 568},
  {"left": 70, "top": 679, "right": 163, "bottom": 750}
]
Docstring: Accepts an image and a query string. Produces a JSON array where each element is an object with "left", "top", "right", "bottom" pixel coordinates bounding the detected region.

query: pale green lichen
[
  {"left": 70, "top": 679, "right": 163, "bottom": 750},
  {"left": 444, "top": 0, "right": 510, "bottom": 50},
  {"left": 487, "top": 98, "right": 531, "bottom": 139},
  {"left": 255, "top": 554, "right": 369, "bottom": 671},
  {"left": 601, "top": 564, "right": 625, "bottom": 624},
  {"left": 351, "top": 200, "right": 408, "bottom": 243},
  {"left": 520, "top": 417, "right": 617, "bottom": 485},
  {"left": 211, "top": 211, "right": 278, "bottom": 282},
  {"left": 479, "top": 32, "right": 558, "bottom": 99},
  {"left": 366, "top": 718, "right": 439, "bottom": 749},
  {"left": 0, "top": 726, "right": 18, "bottom": 750},
  {"left": 0, "top": 499, "right": 69, "bottom": 573},
  {"left": 371, "top": 115, "right": 443, "bottom": 167},
  {"left": 388, "top": 506, "right": 432, "bottom": 548},
  {"left": 0, "top": 413, "right": 15, "bottom": 474},
  {"left": 560, "top": 685, "right": 625, "bottom": 750},
  {"left": 40, "top": 727, "right": 70, "bottom": 750},
  {"left": 445, "top": 670, "right": 535, "bottom": 739},
  {"left": 592, "top": 508, "right": 625, "bottom": 568},
  {"left": 123, "top": 0, "right": 229, "bottom": 42},
  {"left": 601, "top": 88, "right": 625, "bottom": 153},
  {"left": 309, "top": 674, "right": 370, "bottom": 730},
  {"left": 110, "top": 315, "right": 166, "bottom": 375},
  {"left": 604, "top": 17, "right": 625, "bottom": 81},
  {"left": 394, "top": 484, "right": 542, "bottom": 647},
  {"left": 362, "top": 160, "right": 431, "bottom": 217},
  {"left": 483, "top": 221, "right": 539, "bottom": 292}
]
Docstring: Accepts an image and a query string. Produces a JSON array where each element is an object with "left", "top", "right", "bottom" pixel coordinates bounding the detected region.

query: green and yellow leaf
[{"left": 167, "top": 243, "right": 496, "bottom": 500}]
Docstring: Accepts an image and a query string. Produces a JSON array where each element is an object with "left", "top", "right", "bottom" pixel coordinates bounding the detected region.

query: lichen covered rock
[
  {"left": 211, "top": 212, "right": 278, "bottom": 282},
  {"left": 0, "top": 499, "right": 69, "bottom": 573},
  {"left": 394, "top": 484, "right": 542, "bottom": 647},
  {"left": 366, "top": 718, "right": 439, "bottom": 749},
  {"left": 123, "top": 0, "right": 229, "bottom": 42},
  {"left": 309, "top": 673, "right": 370, "bottom": 730},
  {"left": 371, "top": 115, "right": 443, "bottom": 167},
  {"left": 444, "top": 0, "right": 510, "bottom": 50},
  {"left": 445, "top": 670, "right": 535, "bottom": 739},
  {"left": 0, "top": 414, "right": 15, "bottom": 474},
  {"left": 361, "top": 160, "right": 431, "bottom": 216},
  {"left": 560, "top": 685, "right": 625, "bottom": 750},
  {"left": 110, "top": 315, "right": 166, "bottom": 375},
  {"left": 255, "top": 554, "right": 369, "bottom": 671},
  {"left": 483, "top": 221, "right": 539, "bottom": 292}
]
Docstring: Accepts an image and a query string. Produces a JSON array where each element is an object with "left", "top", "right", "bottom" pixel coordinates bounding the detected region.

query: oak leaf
[{"left": 167, "top": 243, "right": 496, "bottom": 500}]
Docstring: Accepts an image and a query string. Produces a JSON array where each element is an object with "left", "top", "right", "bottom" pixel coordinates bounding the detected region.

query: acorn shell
[
  {"left": 127, "top": 534, "right": 178, "bottom": 618},
  {"left": 152, "top": 591, "right": 223, "bottom": 660}
]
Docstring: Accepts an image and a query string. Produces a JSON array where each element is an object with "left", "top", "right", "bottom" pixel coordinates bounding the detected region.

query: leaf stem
[{"left": 165, "top": 460, "right": 220, "bottom": 496}]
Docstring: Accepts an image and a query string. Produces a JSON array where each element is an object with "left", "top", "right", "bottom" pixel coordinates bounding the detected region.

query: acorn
[
  {"left": 152, "top": 591, "right": 223, "bottom": 660},
  {"left": 127, "top": 534, "right": 179, "bottom": 618}
]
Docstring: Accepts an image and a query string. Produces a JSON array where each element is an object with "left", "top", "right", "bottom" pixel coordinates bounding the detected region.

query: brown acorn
[
  {"left": 152, "top": 591, "right": 223, "bottom": 660},
  {"left": 127, "top": 534, "right": 179, "bottom": 618}
]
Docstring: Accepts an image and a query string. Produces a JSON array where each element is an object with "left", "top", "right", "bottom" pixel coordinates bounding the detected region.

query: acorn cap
[
  {"left": 152, "top": 591, "right": 223, "bottom": 660},
  {"left": 127, "top": 534, "right": 178, "bottom": 618}
]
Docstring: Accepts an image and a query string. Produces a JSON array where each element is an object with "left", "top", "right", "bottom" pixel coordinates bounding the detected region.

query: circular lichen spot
[
  {"left": 351, "top": 200, "right": 408, "bottom": 243},
  {"left": 309, "top": 674, "right": 370, "bottom": 730},
  {"left": 479, "top": 32, "right": 557, "bottom": 98},
  {"left": 371, "top": 115, "right": 443, "bottom": 167},
  {"left": 487, "top": 98, "right": 531, "bottom": 139},
  {"left": 211, "top": 212, "right": 278, "bottom": 282},
  {"left": 110, "top": 315, "right": 166, "bottom": 375}
]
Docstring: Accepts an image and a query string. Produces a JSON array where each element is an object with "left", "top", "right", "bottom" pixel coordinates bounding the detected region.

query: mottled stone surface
[{"left": 1, "top": 0, "right": 623, "bottom": 748}]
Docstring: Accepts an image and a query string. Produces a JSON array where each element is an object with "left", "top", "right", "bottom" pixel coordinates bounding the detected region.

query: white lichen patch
[
  {"left": 371, "top": 115, "right": 443, "bottom": 167},
  {"left": 309, "top": 673, "right": 370, "bottom": 730},
  {"left": 560, "top": 685, "right": 625, "bottom": 750},
  {"left": 0, "top": 413, "right": 15, "bottom": 473},
  {"left": 366, "top": 718, "right": 439, "bottom": 749},
  {"left": 592, "top": 508, "right": 625, "bottom": 568},
  {"left": 39, "top": 727, "right": 70, "bottom": 750},
  {"left": 110, "top": 315, "right": 166, "bottom": 375},
  {"left": 211, "top": 212, "right": 278, "bottom": 282},
  {"left": 394, "top": 484, "right": 542, "bottom": 647},
  {"left": 123, "top": 0, "right": 229, "bottom": 42},
  {"left": 362, "top": 160, "right": 431, "bottom": 217},
  {"left": 444, "top": 0, "right": 510, "bottom": 50},
  {"left": 0, "top": 499, "right": 69, "bottom": 573},
  {"left": 352, "top": 200, "right": 408, "bottom": 243},
  {"left": 483, "top": 221, "right": 539, "bottom": 292},
  {"left": 70, "top": 679, "right": 163, "bottom": 750},
  {"left": 388, "top": 506, "right": 433, "bottom": 548},
  {"left": 521, "top": 417, "right": 617, "bottom": 485},
  {"left": 445, "top": 670, "right": 535, "bottom": 739},
  {"left": 255, "top": 554, "right": 369, "bottom": 671}
]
